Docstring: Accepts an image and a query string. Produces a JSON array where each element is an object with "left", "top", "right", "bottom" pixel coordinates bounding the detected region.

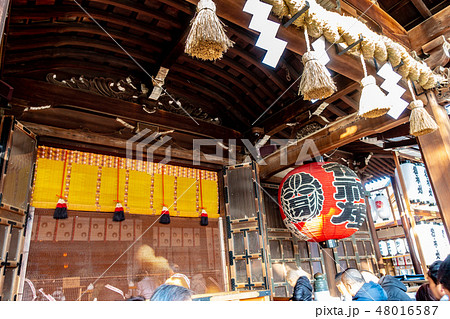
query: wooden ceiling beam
[
  {"left": 259, "top": 112, "right": 410, "bottom": 179},
  {"left": 22, "top": 122, "right": 227, "bottom": 168},
  {"left": 6, "top": 77, "right": 241, "bottom": 140},
  {"left": 229, "top": 46, "right": 291, "bottom": 96},
  {"left": 165, "top": 77, "right": 250, "bottom": 126},
  {"left": 170, "top": 66, "right": 260, "bottom": 117},
  {"left": 219, "top": 55, "right": 279, "bottom": 100},
  {"left": 410, "top": 0, "right": 432, "bottom": 19},
  {"left": 342, "top": 0, "right": 410, "bottom": 47},
  {"left": 166, "top": 77, "right": 253, "bottom": 126},
  {"left": 11, "top": 5, "right": 172, "bottom": 42},
  {"left": 8, "top": 22, "right": 162, "bottom": 52},
  {"left": 4, "top": 48, "right": 135, "bottom": 68},
  {"left": 90, "top": 0, "right": 182, "bottom": 28},
  {"left": 326, "top": 104, "right": 348, "bottom": 117},
  {"left": 408, "top": 5, "right": 450, "bottom": 52},
  {"left": 340, "top": 95, "right": 359, "bottom": 110},
  {"left": 7, "top": 36, "right": 158, "bottom": 64},
  {"left": 177, "top": 57, "right": 270, "bottom": 111},
  {"left": 2, "top": 58, "right": 135, "bottom": 78},
  {"left": 261, "top": 77, "right": 359, "bottom": 136}
]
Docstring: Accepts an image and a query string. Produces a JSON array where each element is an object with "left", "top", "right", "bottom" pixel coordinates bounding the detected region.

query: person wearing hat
[{"left": 287, "top": 267, "right": 313, "bottom": 301}]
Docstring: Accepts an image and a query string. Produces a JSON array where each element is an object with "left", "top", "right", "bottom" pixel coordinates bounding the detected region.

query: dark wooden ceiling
[
  {"left": 1, "top": 0, "right": 447, "bottom": 178},
  {"left": 377, "top": 0, "right": 448, "bottom": 30},
  {"left": 2, "top": 0, "right": 361, "bottom": 140}
]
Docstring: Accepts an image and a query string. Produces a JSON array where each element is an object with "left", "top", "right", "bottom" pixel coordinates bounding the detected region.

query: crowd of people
[{"left": 287, "top": 254, "right": 450, "bottom": 302}]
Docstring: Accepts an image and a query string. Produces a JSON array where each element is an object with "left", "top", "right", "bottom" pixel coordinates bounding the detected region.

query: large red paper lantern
[{"left": 278, "top": 162, "right": 366, "bottom": 246}]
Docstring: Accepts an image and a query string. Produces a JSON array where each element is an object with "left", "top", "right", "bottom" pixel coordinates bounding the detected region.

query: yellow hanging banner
[{"left": 31, "top": 146, "right": 219, "bottom": 219}]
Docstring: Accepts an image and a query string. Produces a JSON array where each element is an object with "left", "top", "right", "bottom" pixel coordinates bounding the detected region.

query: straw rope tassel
[
  {"left": 113, "top": 158, "right": 125, "bottom": 222},
  {"left": 54, "top": 151, "right": 69, "bottom": 219},
  {"left": 199, "top": 171, "right": 208, "bottom": 226},
  {"left": 159, "top": 165, "right": 170, "bottom": 224},
  {"left": 358, "top": 53, "right": 390, "bottom": 118},
  {"left": 185, "top": 0, "right": 234, "bottom": 61},
  {"left": 299, "top": 27, "right": 336, "bottom": 101},
  {"left": 408, "top": 80, "right": 438, "bottom": 136}
]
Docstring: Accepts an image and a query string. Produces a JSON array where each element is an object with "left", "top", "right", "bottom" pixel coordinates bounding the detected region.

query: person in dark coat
[
  {"left": 379, "top": 275, "right": 412, "bottom": 301},
  {"left": 287, "top": 268, "right": 313, "bottom": 301},
  {"left": 341, "top": 268, "right": 387, "bottom": 301}
]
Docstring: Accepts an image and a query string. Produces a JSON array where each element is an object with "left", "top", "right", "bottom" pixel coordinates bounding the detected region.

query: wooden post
[
  {"left": 392, "top": 152, "right": 427, "bottom": 274},
  {"left": 364, "top": 194, "right": 386, "bottom": 274},
  {"left": 390, "top": 177, "right": 422, "bottom": 274},
  {"left": 417, "top": 91, "right": 450, "bottom": 240},
  {"left": 321, "top": 248, "right": 339, "bottom": 297}
]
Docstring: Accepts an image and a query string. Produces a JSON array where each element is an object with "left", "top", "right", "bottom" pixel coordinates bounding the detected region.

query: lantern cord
[
  {"left": 57, "top": 151, "right": 68, "bottom": 199},
  {"left": 162, "top": 165, "right": 165, "bottom": 207},
  {"left": 199, "top": 171, "right": 204, "bottom": 209}
]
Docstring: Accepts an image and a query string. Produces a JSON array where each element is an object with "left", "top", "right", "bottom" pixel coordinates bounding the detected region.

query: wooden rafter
[
  {"left": 7, "top": 77, "right": 241, "bottom": 140},
  {"left": 11, "top": 5, "right": 172, "bottom": 41},
  {"left": 260, "top": 78, "right": 360, "bottom": 136},
  {"left": 410, "top": 0, "right": 432, "bottom": 19},
  {"left": 408, "top": 5, "right": 450, "bottom": 52},
  {"left": 259, "top": 112, "right": 411, "bottom": 179}
]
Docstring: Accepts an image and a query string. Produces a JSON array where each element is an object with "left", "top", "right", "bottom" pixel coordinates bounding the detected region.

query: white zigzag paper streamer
[
  {"left": 377, "top": 62, "right": 408, "bottom": 119},
  {"left": 243, "top": 0, "right": 287, "bottom": 68},
  {"left": 311, "top": 36, "right": 330, "bottom": 66}
]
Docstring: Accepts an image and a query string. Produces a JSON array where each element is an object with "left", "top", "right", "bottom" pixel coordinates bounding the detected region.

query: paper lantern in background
[
  {"left": 374, "top": 194, "right": 391, "bottom": 220},
  {"left": 398, "top": 163, "right": 423, "bottom": 203},
  {"left": 379, "top": 241, "right": 389, "bottom": 257},
  {"left": 374, "top": 194, "right": 390, "bottom": 219},
  {"left": 279, "top": 162, "right": 366, "bottom": 248},
  {"left": 416, "top": 164, "right": 436, "bottom": 205},
  {"left": 368, "top": 197, "right": 378, "bottom": 221},
  {"left": 436, "top": 223, "right": 450, "bottom": 257},
  {"left": 387, "top": 239, "right": 397, "bottom": 256},
  {"left": 414, "top": 222, "right": 445, "bottom": 265},
  {"left": 403, "top": 238, "right": 410, "bottom": 253},
  {"left": 395, "top": 238, "right": 406, "bottom": 255}
]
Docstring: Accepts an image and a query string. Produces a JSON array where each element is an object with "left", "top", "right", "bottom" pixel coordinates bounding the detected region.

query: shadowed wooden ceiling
[
  {"left": 1, "top": 0, "right": 448, "bottom": 176},
  {"left": 3, "top": 0, "right": 360, "bottom": 137}
]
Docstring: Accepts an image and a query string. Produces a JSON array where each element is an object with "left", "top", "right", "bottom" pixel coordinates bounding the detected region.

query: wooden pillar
[
  {"left": 392, "top": 152, "right": 427, "bottom": 274},
  {"left": 391, "top": 177, "right": 422, "bottom": 274},
  {"left": 321, "top": 248, "right": 339, "bottom": 297},
  {"left": 417, "top": 91, "right": 450, "bottom": 240},
  {"left": 364, "top": 194, "right": 386, "bottom": 273}
]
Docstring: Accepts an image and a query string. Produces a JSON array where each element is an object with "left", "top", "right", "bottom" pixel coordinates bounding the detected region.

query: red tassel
[
  {"left": 113, "top": 202, "right": 125, "bottom": 222},
  {"left": 200, "top": 208, "right": 208, "bottom": 226},
  {"left": 54, "top": 197, "right": 68, "bottom": 219},
  {"left": 160, "top": 206, "right": 170, "bottom": 224}
]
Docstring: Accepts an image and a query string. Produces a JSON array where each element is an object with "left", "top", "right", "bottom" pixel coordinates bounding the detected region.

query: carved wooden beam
[
  {"left": 6, "top": 77, "right": 241, "bottom": 140},
  {"left": 22, "top": 122, "right": 229, "bottom": 168},
  {"left": 259, "top": 112, "right": 410, "bottom": 179}
]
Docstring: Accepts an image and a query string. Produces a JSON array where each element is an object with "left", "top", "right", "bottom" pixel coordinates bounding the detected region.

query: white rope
[
  {"left": 360, "top": 53, "right": 367, "bottom": 78},
  {"left": 407, "top": 79, "right": 417, "bottom": 101},
  {"left": 304, "top": 27, "right": 311, "bottom": 52}
]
